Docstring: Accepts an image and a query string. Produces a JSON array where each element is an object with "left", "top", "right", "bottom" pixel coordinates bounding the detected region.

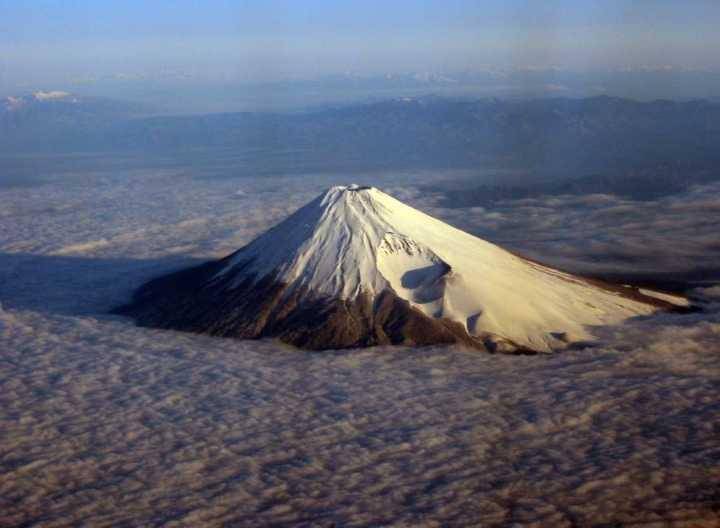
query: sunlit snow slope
[{"left": 217, "top": 185, "right": 678, "bottom": 352}]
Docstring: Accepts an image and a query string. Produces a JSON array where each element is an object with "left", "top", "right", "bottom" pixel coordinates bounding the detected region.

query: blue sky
[{"left": 1, "top": 1, "right": 719, "bottom": 95}]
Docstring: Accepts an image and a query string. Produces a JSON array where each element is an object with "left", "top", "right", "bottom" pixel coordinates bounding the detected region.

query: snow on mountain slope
[
  {"left": 209, "top": 184, "right": 672, "bottom": 352},
  {"left": 638, "top": 288, "right": 690, "bottom": 307}
]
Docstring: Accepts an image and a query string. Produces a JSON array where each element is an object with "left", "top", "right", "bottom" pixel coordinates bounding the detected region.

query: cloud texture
[
  {"left": 395, "top": 180, "right": 720, "bottom": 277},
  {"left": 1, "top": 170, "right": 719, "bottom": 526}
]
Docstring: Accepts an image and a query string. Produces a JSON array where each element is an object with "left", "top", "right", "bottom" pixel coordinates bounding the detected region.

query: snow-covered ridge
[
  {"left": 33, "top": 90, "right": 74, "bottom": 101},
  {"left": 637, "top": 288, "right": 689, "bottom": 307},
  {"left": 218, "top": 185, "right": 672, "bottom": 352},
  {"left": 4, "top": 91, "right": 78, "bottom": 112}
]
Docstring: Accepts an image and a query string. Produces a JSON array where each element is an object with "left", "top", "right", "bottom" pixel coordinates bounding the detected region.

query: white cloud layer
[
  {"left": 1, "top": 170, "right": 719, "bottom": 526},
  {"left": 396, "top": 181, "right": 720, "bottom": 277}
]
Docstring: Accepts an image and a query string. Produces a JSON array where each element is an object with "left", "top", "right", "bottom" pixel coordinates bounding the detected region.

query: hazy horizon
[{"left": 4, "top": 1, "right": 720, "bottom": 112}]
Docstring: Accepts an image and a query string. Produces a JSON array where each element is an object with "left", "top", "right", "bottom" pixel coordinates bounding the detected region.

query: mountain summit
[{"left": 117, "top": 185, "right": 686, "bottom": 352}]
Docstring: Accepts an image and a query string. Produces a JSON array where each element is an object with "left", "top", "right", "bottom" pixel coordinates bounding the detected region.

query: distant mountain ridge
[
  {"left": 0, "top": 92, "right": 151, "bottom": 151},
  {"left": 2, "top": 94, "right": 719, "bottom": 198},
  {"left": 109, "top": 96, "right": 720, "bottom": 166}
]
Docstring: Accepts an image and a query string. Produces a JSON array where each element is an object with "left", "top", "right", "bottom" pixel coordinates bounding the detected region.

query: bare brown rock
[{"left": 114, "top": 257, "right": 489, "bottom": 351}]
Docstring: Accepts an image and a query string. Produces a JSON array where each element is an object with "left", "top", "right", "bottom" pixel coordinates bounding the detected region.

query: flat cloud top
[{"left": 0, "top": 169, "right": 719, "bottom": 526}]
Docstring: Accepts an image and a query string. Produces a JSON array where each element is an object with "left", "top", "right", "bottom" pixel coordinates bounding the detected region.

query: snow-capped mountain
[
  {"left": 118, "top": 185, "right": 688, "bottom": 352},
  {"left": 3, "top": 91, "right": 81, "bottom": 112}
]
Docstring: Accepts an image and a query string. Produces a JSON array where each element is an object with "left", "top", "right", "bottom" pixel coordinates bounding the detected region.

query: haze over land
[{"left": 4, "top": 1, "right": 720, "bottom": 112}]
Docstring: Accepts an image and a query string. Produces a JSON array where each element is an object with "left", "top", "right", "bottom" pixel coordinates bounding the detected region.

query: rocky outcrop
[{"left": 114, "top": 256, "right": 491, "bottom": 351}]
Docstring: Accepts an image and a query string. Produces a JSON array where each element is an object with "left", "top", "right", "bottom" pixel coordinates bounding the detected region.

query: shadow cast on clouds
[{"left": 0, "top": 252, "right": 204, "bottom": 316}]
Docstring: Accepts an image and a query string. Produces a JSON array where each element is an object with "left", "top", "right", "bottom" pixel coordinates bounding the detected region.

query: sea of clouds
[
  {"left": 1, "top": 169, "right": 719, "bottom": 526},
  {"left": 391, "top": 180, "right": 720, "bottom": 277}
]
